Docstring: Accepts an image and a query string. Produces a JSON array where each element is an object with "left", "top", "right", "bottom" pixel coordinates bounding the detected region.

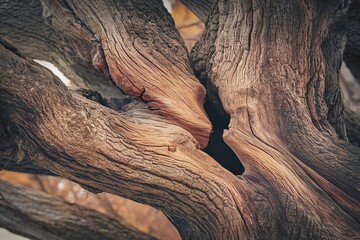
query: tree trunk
[{"left": 0, "top": 0, "right": 359, "bottom": 239}]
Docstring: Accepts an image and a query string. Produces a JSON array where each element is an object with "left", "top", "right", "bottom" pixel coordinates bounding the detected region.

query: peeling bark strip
[
  {"left": 0, "top": 180, "right": 155, "bottom": 240},
  {"left": 40, "top": 0, "right": 212, "bottom": 147}
]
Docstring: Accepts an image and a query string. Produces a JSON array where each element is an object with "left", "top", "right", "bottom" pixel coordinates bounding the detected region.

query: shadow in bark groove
[{"left": 203, "top": 98, "right": 244, "bottom": 175}]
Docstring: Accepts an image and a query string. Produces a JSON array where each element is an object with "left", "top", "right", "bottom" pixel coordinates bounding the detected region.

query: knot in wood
[{"left": 168, "top": 145, "right": 176, "bottom": 152}]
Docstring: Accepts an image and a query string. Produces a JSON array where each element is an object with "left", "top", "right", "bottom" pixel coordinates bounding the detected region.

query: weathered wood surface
[{"left": 191, "top": 0, "right": 360, "bottom": 238}]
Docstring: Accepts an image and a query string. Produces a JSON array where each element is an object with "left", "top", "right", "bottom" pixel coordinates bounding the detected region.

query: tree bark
[
  {"left": 0, "top": 88, "right": 130, "bottom": 176},
  {"left": 0, "top": 0, "right": 123, "bottom": 98},
  {"left": 1, "top": 0, "right": 359, "bottom": 239},
  {"left": 0, "top": 179, "right": 155, "bottom": 240},
  {"left": 40, "top": 0, "right": 212, "bottom": 147},
  {"left": 191, "top": 0, "right": 360, "bottom": 237}
]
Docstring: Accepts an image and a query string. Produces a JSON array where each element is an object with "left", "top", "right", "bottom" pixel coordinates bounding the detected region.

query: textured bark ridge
[
  {"left": 0, "top": 180, "right": 155, "bottom": 240},
  {"left": 0, "top": 88, "right": 132, "bottom": 176},
  {"left": 40, "top": 0, "right": 212, "bottom": 147},
  {"left": 0, "top": 0, "right": 123, "bottom": 98}
]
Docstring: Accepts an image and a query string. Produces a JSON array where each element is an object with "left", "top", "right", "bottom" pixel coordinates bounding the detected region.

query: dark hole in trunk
[{"left": 203, "top": 98, "right": 244, "bottom": 175}]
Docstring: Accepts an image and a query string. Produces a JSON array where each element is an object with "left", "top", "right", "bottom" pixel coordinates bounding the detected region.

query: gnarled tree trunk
[{"left": 0, "top": 0, "right": 359, "bottom": 239}]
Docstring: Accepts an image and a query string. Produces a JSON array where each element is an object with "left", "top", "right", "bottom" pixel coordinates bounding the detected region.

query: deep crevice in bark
[
  {"left": 74, "top": 88, "right": 142, "bottom": 112},
  {"left": 203, "top": 97, "right": 244, "bottom": 175}
]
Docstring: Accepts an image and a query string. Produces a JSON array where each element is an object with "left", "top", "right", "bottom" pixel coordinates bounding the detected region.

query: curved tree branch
[
  {"left": 0, "top": 179, "right": 155, "bottom": 240},
  {"left": 40, "top": 0, "right": 212, "bottom": 147},
  {"left": 0, "top": 88, "right": 136, "bottom": 176}
]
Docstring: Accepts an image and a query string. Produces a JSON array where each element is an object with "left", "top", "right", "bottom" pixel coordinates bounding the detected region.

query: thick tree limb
[
  {"left": 2, "top": 0, "right": 360, "bottom": 238},
  {"left": 40, "top": 0, "right": 212, "bottom": 147},
  {"left": 0, "top": 0, "right": 123, "bottom": 98},
  {"left": 0, "top": 88, "right": 135, "bottom": 176},
  {"left": 0, "top": 179, "right": 155, "bottom": 240},
  {"left": 192, "top": 0, "right": 360, "bottom": 236}
]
